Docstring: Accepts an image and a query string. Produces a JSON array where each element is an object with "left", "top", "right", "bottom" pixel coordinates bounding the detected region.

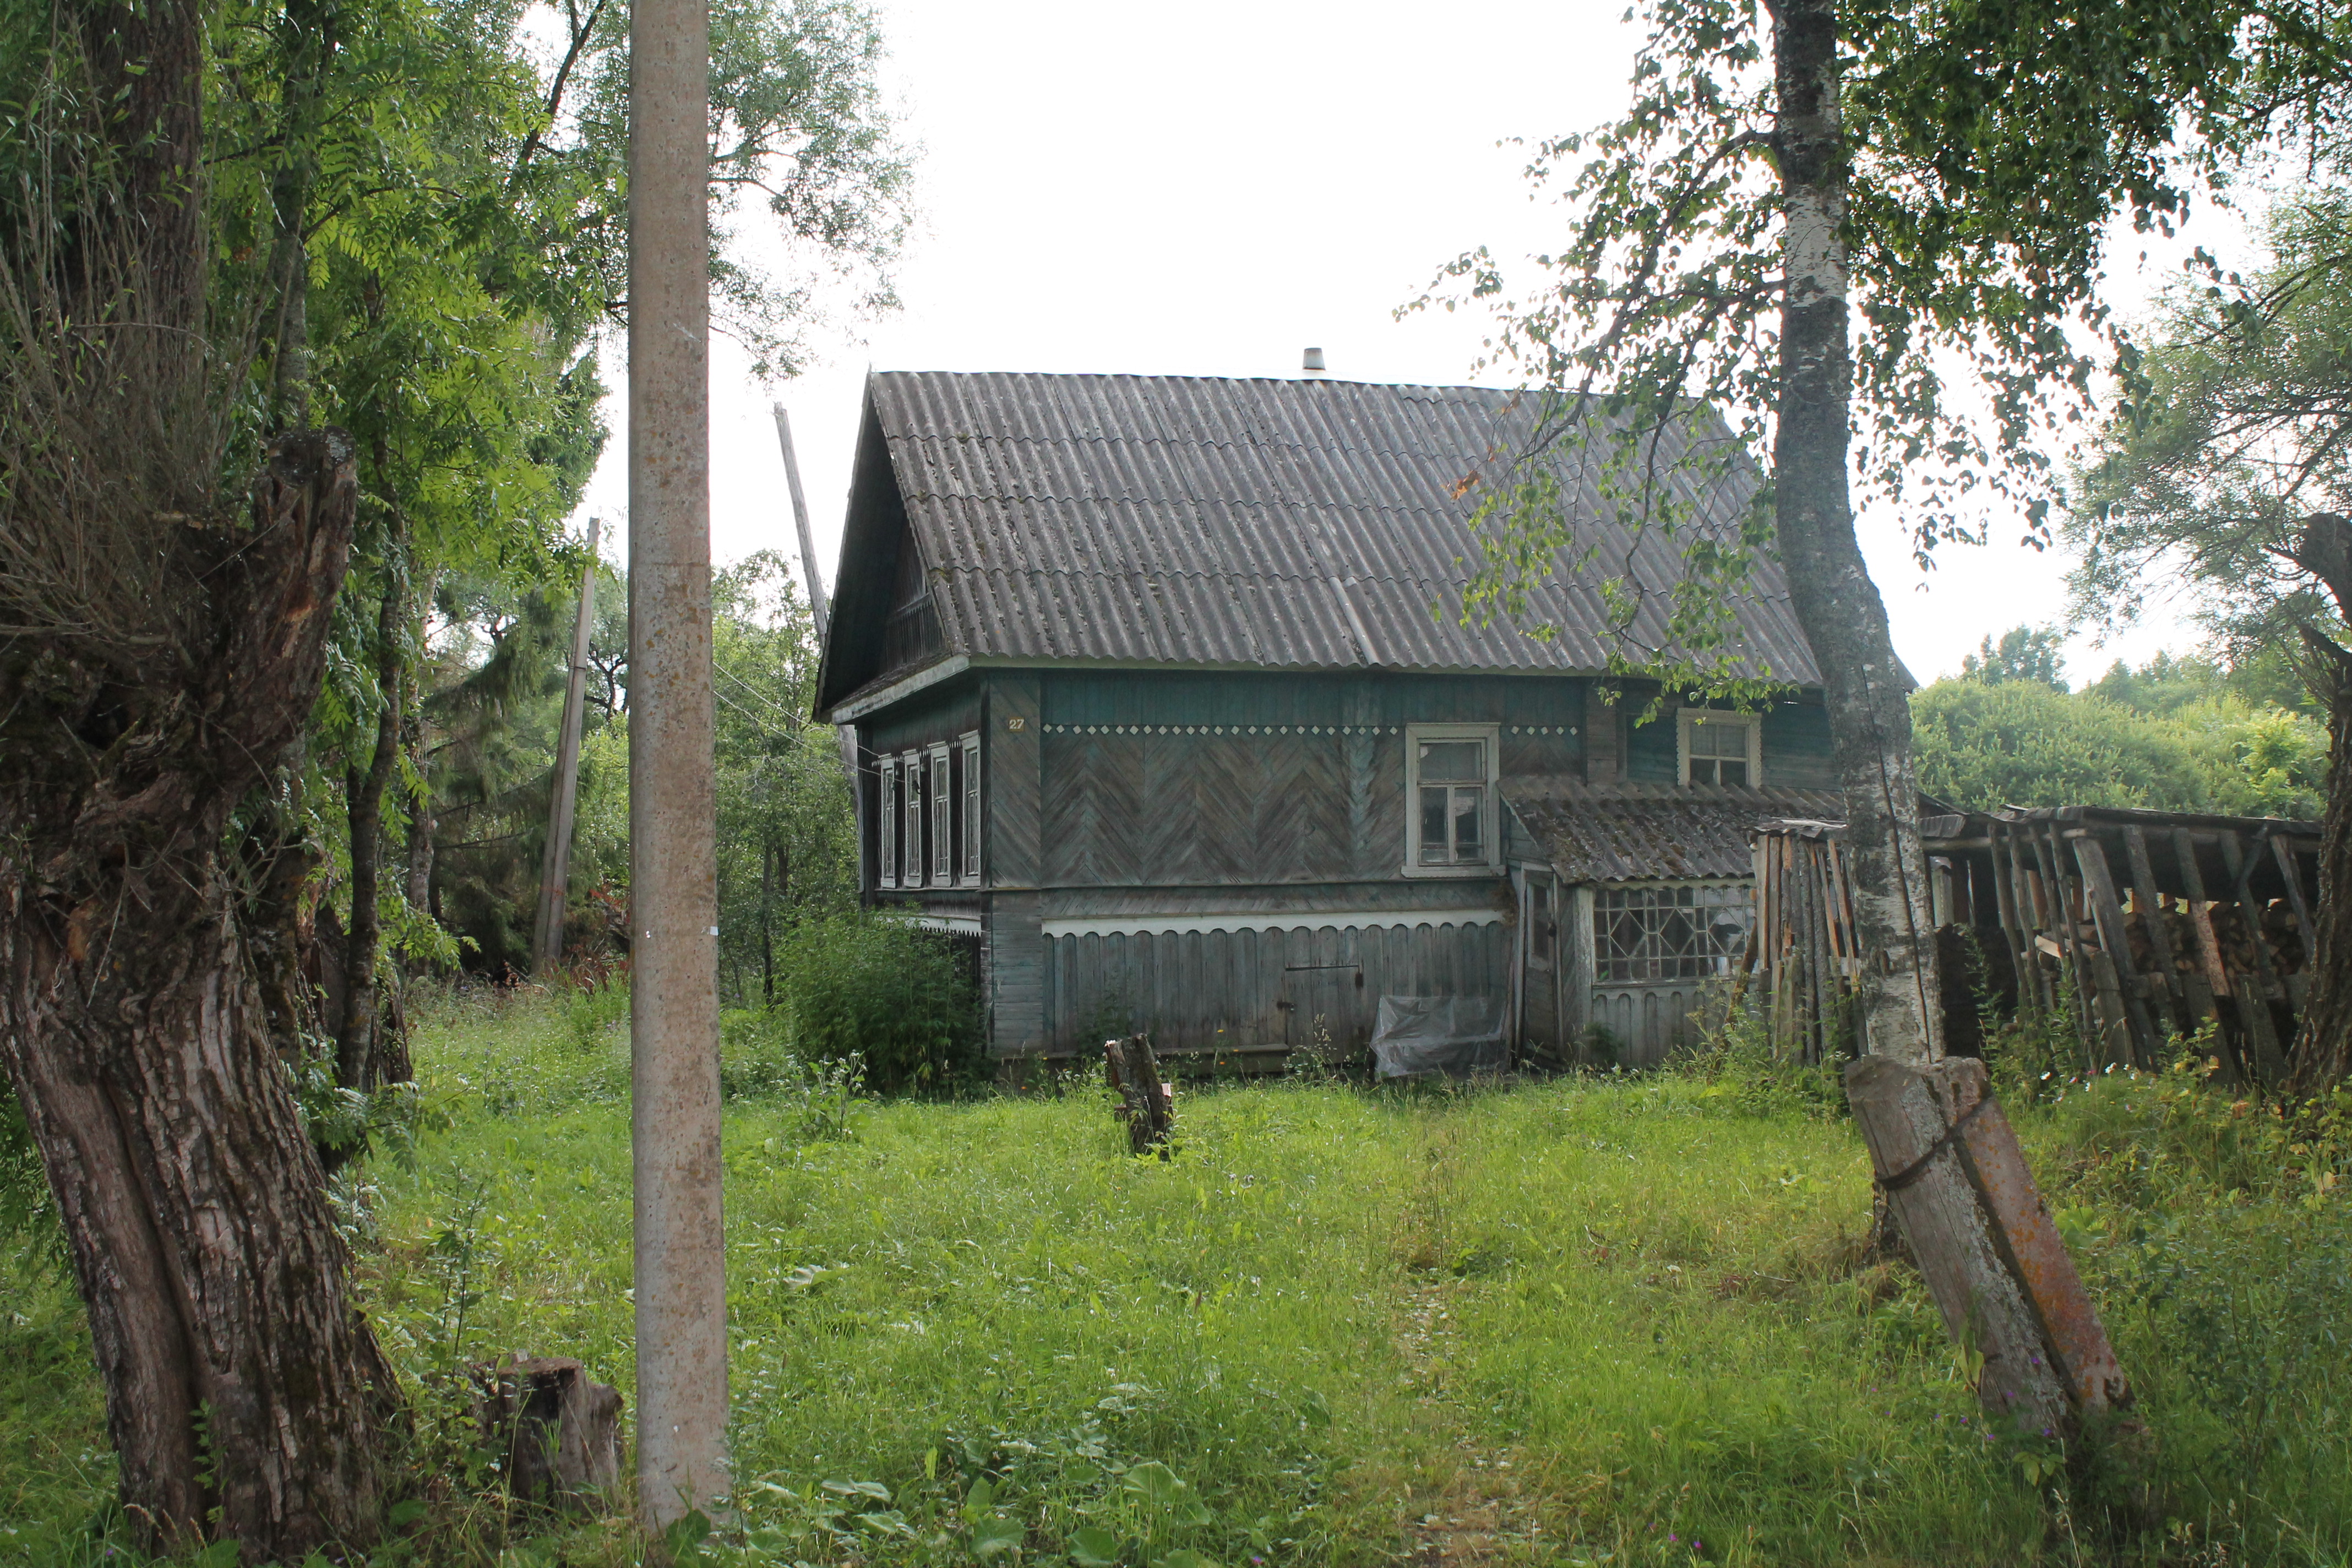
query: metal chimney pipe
[{"left": 1302, "top": 347, "right": 1327, "bottom": 378}]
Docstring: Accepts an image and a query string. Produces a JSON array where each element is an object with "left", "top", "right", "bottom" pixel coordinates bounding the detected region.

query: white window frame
[
  {"left": 900, "top": 749, "right": 925, "bottom": 887},
  {"left": 1402, "top": 722, "right": 1501, "bottom": 878},
  {"left": 960, "top": 731, "right": 982, "bottom": 884},
  {"left": 1677, "top": 707, "right": 1762, "bottom": 788},
  {"left": 876, "top": 756, "right": 899, "bottom": 888},
  {"left": 928, "top": 742, "right": 953, "bottom": 885}
]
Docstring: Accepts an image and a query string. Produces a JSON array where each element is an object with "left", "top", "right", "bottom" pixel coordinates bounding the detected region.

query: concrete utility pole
[
  {"left": 533, "top": 515, "right": 602, "bottom": 975},
  {"left": 629, "top": 0, "right": 727, "bottom": 1533},
  {"left": 770, "top": 404, "right": 829, "bottom": 643}
]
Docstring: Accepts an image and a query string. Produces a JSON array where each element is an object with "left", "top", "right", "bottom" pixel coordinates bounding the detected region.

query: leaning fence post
[{"left": 1845, "top": 1055, "right": 2128, "bottom": 1433}]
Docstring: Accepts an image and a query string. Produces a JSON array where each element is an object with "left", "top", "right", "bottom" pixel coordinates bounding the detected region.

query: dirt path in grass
[{"left": 1390, "top": 1279, "right": 1534, "bottom": 1567}]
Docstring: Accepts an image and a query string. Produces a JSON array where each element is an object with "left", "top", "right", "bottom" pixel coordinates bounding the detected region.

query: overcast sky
[{"left": 572, "top": 0, "right": 2211, "bottom": 687}]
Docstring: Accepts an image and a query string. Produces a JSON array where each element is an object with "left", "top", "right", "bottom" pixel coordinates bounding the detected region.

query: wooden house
[{"left": 813, "top": 371, "right": 1843, "bottom": 1067}]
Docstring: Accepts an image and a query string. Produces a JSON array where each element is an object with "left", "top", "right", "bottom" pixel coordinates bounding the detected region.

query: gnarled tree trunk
[
  {"left": 0, "top": 434, "right": 401, "bottom": 1560},
  {"left": 1769, "top": 0, "right": 1940, "bottom": 1065},
  {"left": 2289, "top": 515, "right": 2352, "bottom": 1092}
]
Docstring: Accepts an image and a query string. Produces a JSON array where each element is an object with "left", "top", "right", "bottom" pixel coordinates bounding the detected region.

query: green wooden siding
[{"left": 1625, "top": 699, "right": 1834, "bottom": 788}]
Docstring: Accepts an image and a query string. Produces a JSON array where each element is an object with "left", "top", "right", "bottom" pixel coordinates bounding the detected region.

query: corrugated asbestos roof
[
  {"left": 1506, "top": 781, "right": 1847, "bottom": 883},
  {"left": 865, "top": 372, "right": 1821, "bottom": 682}
]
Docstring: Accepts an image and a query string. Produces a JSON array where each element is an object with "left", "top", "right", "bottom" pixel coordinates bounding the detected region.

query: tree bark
[
  {"left": 2287, "top": 515, "right": 2352, "bottom": 1091},
  {"left": 337, "top": 568, "right": 406, "bottom": 1101},
  {"left": 1770, "top": 0, "right": 1940, "bottom": 1065},
  {"left": 0, "top": 433, "right": 402, "bottom": 1560}
]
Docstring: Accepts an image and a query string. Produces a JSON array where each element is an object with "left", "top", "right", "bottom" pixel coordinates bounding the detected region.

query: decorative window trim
[
  {"left": 928, "top": 742, "right": 952, "bottom": 885},
  {"left": 1677, "top": 707, "right": 1762, "bottom": 788},
  {"left": 900, "top": 749, "right": 925, "bottom": 887},
  {"left": 876, "top": 756, "right": 899, "bottom": 889},
  {"left": 960, "top": 731, "right": 982, "bottom": 885},
  {"left": 1401, "top": 722, "right": 1501, "bottom": 878}
]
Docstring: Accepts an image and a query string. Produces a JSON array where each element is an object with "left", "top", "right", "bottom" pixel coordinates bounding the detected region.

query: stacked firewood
[{"left": 2118, "top": 895, "right": 2304, "bottom": 982}]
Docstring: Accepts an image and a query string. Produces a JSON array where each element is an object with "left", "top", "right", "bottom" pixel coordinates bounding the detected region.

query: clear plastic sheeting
[{"left": 1369, "top": 994, "right": 1507, "bottom": 1079}]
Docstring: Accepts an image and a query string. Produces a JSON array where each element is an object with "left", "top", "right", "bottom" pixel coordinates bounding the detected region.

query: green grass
[{"left": 3, "top": 990, "right": 2350, "bottom": 1566}]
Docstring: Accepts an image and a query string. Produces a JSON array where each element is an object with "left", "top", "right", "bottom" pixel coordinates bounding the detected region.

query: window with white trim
[
  {"left": 929, "top": 743, "right": 952, "bottom": 884},
  {"left": 960, "top": 732, "right": 982, "bottom": 883},
  {"left": 1404, "top": 723, "right": 1499, "bottom": 873},
  {"left": 877, "top": 756, "right": 899, "bottom": 888},
  {"left": 900, "top": 749, "right": 924, "bottom": 886},
  {"left": 1679, "top": 709, "right": 1760, "bottom": 787}
]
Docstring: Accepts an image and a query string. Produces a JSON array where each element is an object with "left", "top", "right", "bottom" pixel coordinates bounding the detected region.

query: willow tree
[
  {"left": 0, "top": 2, "right": 398, "bottom": 1554},
  {"left": 1421, "top": 0, "right": 2339, "bottom": 1061},
  {"left": 2071, "top": 188, "right": 2352, "bottom": 1088}
]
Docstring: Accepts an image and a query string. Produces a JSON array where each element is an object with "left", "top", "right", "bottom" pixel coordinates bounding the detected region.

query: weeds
[{"left": 6, "top": 987, "right": 2352, "bottom": 1565}]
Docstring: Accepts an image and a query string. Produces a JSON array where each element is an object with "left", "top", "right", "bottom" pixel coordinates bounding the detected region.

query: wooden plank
[
  {"left": 2000, "top": 826, "right": 2053, "bottom": 1014},
  {"left": 2233, "top": 976, "right": 2291, "bottom": 1085},
  {"left": 1939, "top": 1058, "right": 2131, "bottom": 1412},
  {"left": 2218, "top": 831, "right": 2290, "bottom": 1086},
  {"left": 1989, "top": 826, "right": 2039, "bottom": 1016},
  {"left": 2072, "top": 835, "right": 2163, "bottom": 1064},
  {"left": 2028, "top": 823, "right": 2100, "bottom": 1065},
  {"left": 2121, "top": 825, "right": 2188, "bottom": 1036},
  {"left": 1845, "top": 1057, "right": 2077, "bottom": 1433},
  {"left": 988, "top": 890, "right": 1048, "bottom": 1056},
  {"left": 2271, "top": 832, "right": 2317, "bottom": 976},
  {"left": 2171, "top": 828, "right": 2233, "bottom": 994}
]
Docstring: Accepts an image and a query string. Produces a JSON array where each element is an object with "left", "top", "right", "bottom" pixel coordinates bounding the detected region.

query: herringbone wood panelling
[
  {"left": 1042, "top": 733, "right": 1358, "bottom": 885},
  {"left": 988, "top": 675, "right": 1043, "bottom": 887}
]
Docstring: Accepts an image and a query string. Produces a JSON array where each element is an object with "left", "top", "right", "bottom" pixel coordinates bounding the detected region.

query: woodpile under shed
[{"left": 1746, "top": 804, "right": 2321, "bottom": 1084}]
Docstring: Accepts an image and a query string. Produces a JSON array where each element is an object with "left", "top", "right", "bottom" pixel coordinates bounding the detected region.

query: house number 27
[{"left": 1006, "top": 716, "right": 1026, "bottom": 731}]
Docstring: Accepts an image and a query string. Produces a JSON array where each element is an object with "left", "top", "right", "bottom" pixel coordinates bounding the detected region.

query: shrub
[{"left": 776, "top": 914, "right": 983, "bottom": 1093}]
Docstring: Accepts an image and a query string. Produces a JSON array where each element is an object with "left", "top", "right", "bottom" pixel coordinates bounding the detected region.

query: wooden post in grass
[
  {"left": 1104, "top": 1033, "right": 1174, "bottom": 1156},
  {"left": 1846, "top": 1055, "right": 2130, "bottom": 1431}
]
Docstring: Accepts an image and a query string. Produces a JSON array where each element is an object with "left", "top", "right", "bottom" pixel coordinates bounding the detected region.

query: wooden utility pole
[
  {"left": 533, "top": 516, "right": 602, "bottom": 975},
  {"left": 770, "top": 404, "right": 829, "bottom": 642},
  {"left": 774, "top": 401, "right": 863, "bottom": 793},
  {"left": 628, "top": 0, "right": 728, "bottom": 1533}
]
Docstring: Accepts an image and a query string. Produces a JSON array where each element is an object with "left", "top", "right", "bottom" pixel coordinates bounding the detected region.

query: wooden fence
[{"left": 1745, "top": 805, "right": 2321, "bottom": 1084}]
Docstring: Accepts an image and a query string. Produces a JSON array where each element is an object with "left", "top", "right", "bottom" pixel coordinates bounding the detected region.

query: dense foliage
[{"left": 1914, "top": 638, "right": 2328, "bottom": 816}]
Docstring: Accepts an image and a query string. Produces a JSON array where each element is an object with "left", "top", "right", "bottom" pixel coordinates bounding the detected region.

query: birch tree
[{"left": 1420, "top": 0, "right": 2342, "bottom": 1063}]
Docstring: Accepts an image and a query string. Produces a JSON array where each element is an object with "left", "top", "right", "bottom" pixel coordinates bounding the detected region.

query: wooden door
[
  {"left": 1520, "top": 870, "right": 1562, "bottom": 1063},
  {"left": 1281, "top": 962, "right": 1365, "bottom": 1060}
]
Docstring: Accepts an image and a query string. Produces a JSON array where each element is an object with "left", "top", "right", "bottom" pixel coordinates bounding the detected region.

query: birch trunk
[
  {"left": 0, "top": 434, "right": 401, "bottom": 1559},
  {"left": 1770, "top": 0, "right": 1941, "bottom": 1064}
]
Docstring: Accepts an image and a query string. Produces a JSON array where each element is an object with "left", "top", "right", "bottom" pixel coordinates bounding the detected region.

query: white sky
[{"left": 572, "top": 0, "right": 2220, "bottom": 688}]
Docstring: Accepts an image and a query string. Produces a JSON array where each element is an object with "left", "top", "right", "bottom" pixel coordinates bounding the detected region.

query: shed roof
[
  {"left": 1506, "top": 781, "right": 1845, "bottom": 884},
  {"left": 821, "top": 372, "right": 1821, "bottom": 711}
]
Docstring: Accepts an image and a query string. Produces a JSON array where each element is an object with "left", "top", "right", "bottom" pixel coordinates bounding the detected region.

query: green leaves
[{"left": 1067, "top": 1524, "right": 1124, "bottom": 1566}]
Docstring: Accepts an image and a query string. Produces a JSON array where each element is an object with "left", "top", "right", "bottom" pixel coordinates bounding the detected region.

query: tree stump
[
  {"left": 1845, "top": 1055, "right": 2129, "bottom": 1433},
  {"left": 1104, "top": 1033, "right": 1175, "bottom": 1156},
  {"left": 471, "top": 1356, "right": 625, "bottom": 1507}
]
